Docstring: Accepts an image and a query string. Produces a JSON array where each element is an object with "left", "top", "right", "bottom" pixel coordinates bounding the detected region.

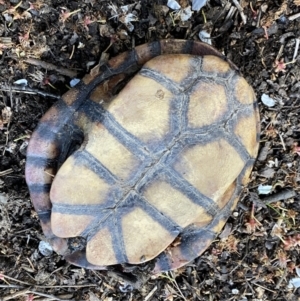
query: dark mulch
[{"left": 1, "top": 0, "right": 300, "bottom": 300}]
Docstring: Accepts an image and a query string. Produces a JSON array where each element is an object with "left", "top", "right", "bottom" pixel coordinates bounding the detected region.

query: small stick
[
  {"left": 224, "top": 6, "right": 237, "bottom": 22},
  {"left": 0, "top": 273, "right": 31, "bottom": 286},
  {"left": 3, "top": 288, "right": 31, "bottom": 301},
  {"left": 277, "top": 131, "right": 286, "bottom": 151},
  {"left": 144, "top": 286, "right": 158, "bottom": 301},
  {"left": 0, "top": 284, "right": 23, "bottom": 288},
  {"left": 251, "top": 281, "right": 276, "bottom": 293},
  {"left": 275, "top": 44, "right": 284, "bottom": 62},
  {"left": 256, "top": 6, "right": 262, "bottom": 28},
  {"left": 275, "top": 269, "right": 287, "bottom": 290},
  {"left": 2, "top": 289, "right": 67, "bottom": 301},
  {"left": 69, "top": 44, "right": 75, "bottom": 60},
  {"left": 0, "top": 169, "right": 13, "bottom": 176},
  {"left": 35, "top": 284, "right": 97, "bottom": 288},
  {"left": 28, "top": 290, "right": 66, "bottom": 301},
  {"left": 244, "top": 277, "right": 256, "bottom": 295},
  {"left": 0, "top": 83, "right": 60, "bottom": 99},
  {"left": 231, "top": 0, "right": 247, "bottom": 24},
  {"left": 168, "top": 272, "right": 188, "bottom": 301},
  {"left": 288, "top": 12, "right": 300, "bottom": 21},
  {"left": 0, "top": 283, "right": 97, "bottom": 289},
  {"left": 262, "top": 189, "right": 296, "bottom": 204},
  {"left": 293, "top": 38, "right": 300, "bottom": 61},
  {"left": 26, "top": 257, "right": 35, "bottom": 271},
  {"left": 24, "top": 58, "right": 78, "bottom": 78}
]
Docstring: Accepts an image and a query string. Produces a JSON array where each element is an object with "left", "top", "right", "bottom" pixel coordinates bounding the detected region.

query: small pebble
[
  {"left": 70, "top": 78, "right": 80, "bottom": 87},
  {"left": 38, "top": 241, "right": 53, "bottom": 256},
  {"left": 261, "top": 93, "right": 276, "bottom": 107}
]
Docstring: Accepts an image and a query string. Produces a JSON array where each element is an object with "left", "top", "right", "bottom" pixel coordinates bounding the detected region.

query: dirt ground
[{"left": 1, "top": 0, "right": 300, "bottom": 300}]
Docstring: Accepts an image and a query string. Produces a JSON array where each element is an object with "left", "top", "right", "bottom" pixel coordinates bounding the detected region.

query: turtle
[{"left": 25, "top": 39, "right": 260, "bottom": 278}]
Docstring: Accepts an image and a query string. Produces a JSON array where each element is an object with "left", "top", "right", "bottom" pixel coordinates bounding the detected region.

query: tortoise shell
[{"left": 25, "top": 39, "right": 260, "bottom": 274}]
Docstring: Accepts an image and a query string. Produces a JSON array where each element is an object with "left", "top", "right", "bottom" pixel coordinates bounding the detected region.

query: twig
[
  {"left": 35, "top": 284, "right": 97, "bottom": 288},
  {"left": 288, "top": 12, "right": 300, "bottom": 21},
  {"left": 0, "top": 273, "right": 32, "bottom": 286},
  {"left": 26, "top": 257, "right": 35, "bottom": 272},
  {"left": 224, "top": 6, "right": 237, "bottom": 22},
  {"left": 276, "top": 34, "right": 299, "bottom": 64},
  {"left": 0, "top": 284, "right": 23, "bottom": 289},
  {"left": 24, "top": 58, "right": 78, "bottom": 78},
  {"left": 14, "top": 134, "right": 30, "bottom": 142},
  {"left": 0, "top": 83, "right": 60, "bottom": 99},
  {"left": 244, "top": 277, "right": 256, "bottom": 295},
  {"left": 275, "top": 269, "right": 287, "bottom": 290},
  {"left": 256, "top": 5, "right": 262, "bottom": 28},
  {"left": 0, "top": 169, "right": 13, "bottom": 176},
  {"left": 0, "top": 271, "right": 95, "bottom": 292},
  {"left": 231, "top": 0, "right": 247, "bottom": 24},
  {"left": 275, "top": 44, "right": 284, "bottom": 62},
  {"left": 2, "top": 289, "right": 69, "bottom": 301},
  {"left": 262, "top": 189, "right": 296, "bottom": 204},
  {"left": 0, "top": 283, "right": 97, "bottom": 289},
  {"left": 168, "top": 272, "right": 187, "bottom": 301},
  {"left": 144, "top": 285, "right": 157, "bottom": 301},
  {"left": 69, "top": 45, "right": 75, "bottom": 60},
  {"left": 28, "top": 290, "right": 68, "bottom": 301},
  {"left": 282, "top": 104, "right": 300, "bottom": 109},
  {"left": 279, "top": 32, "right": 295, "bottom": 44},
  {"left": 251, "top": 281, "right": 276, "bottom": 293},
  {"left": 293, "top": 38, "right": 300, "bottom": 61},
  {"left": 277, "top": 131, "right": 286, "bottom": 151},
  {"left": 2, "top": 288, "right": 31, "bottom": 301},
  {"left": 36, "top": 295, "right": 73, "bottom": 301}
]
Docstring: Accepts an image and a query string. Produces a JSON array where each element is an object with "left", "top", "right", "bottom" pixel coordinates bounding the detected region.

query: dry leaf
[
  {"left": 0, "top": 107, "right": 12, "bottom": 129},
  {"left": 261, "top": 1, "right": 287, "bottom": 27},
  {"left": 259, "top": 168, "right": 275, "bottom": 178}
]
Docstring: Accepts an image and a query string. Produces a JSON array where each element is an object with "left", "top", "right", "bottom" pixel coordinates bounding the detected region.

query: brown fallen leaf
[
  {"left": 260, "top": 1, "right": 287, "bottom": 39},
  {"left": 0, "top": 107, "right": 12, "bottom": 129}
]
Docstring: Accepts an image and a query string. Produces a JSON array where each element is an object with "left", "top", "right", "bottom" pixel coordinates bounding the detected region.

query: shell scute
[
  {"left": 50, "top": 155, "right": 112, "bottom": 206},
  {"left": 85, "top": 123, "right": 141, "bottom": 182},
  {"left": 187, "top": 80, "right": 228, "bottom": 128},
  {"left": 234, "top": 76, "right": 257, "bottom": 105},
  {"left": 121, "top": 207, "right": 178, "bottom": 264},
  {"left": 173, "top": 139, "right": 245, "bottom": 201},
  {"left": 87, "top": 227, "right": 118, "bottom": 266},
  {"left": 201, "top": 55, "right": 233, "bottom": 78},
  {"left": 108, "top": 73, "right": 174, "bottom": 149},
  {"left": 143, "top": 54, "right": 201, "bottom": 85},
  {"left": 52, "top": 213, "right": 93, "bottom": 238},
  {"left": 142, "top": 180, "right": 213, "bottom": 228}
]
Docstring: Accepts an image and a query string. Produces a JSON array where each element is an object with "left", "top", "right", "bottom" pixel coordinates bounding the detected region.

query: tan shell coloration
[{"left": 25, "top": 40, "right": 260, "bottom": 274}]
